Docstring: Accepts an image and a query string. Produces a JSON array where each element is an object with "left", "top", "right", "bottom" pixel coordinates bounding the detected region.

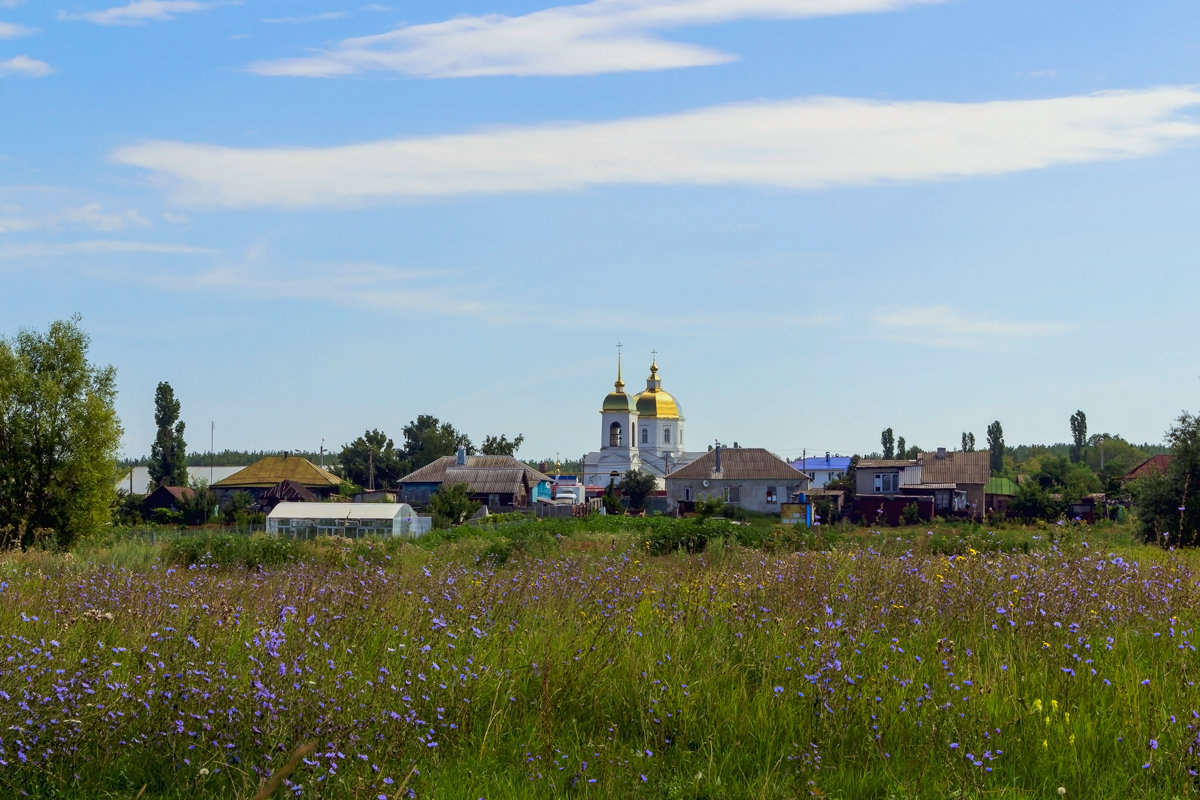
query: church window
[
  {"left": 609, "top": 422, "right": 623, "bottom": 447},
  {"left": 663, "top": 428, "right": 671, "bottom": 444},
  {"left": 641, "top": 428, "right": 648, "bottom": 444}
]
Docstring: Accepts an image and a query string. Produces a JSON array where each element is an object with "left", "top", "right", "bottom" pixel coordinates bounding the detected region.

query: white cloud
[
  {"left": 134, "top": 262, "right": 515, "bottom": 322},
  {"left": 262, "top": 11, "right": 346, "bottom": 24},
  {"left": 0, "top": 239, "right": 215, "bottom": 260},
  {"left": 0, "top": 202, "right": 150, "bottom": 233},
  {"left": 0, "top": 1, "right": 26, "bottom": 7},
  {"left": 113, "top": 87, "right": 1200, "bottom": 208},
  {"left": 0, "top": 55, "right": 52, "bottom": 76},
  {"left": 58, "top": 0, "right": 226, "bottom": 26},
  {"left": 0, "top": 21, "right": 35, "bottom": 38},
  {"left": 871, "top": 305, "right": 1071, "bottom": 350},
  {"left": 249, "top": 0, "right": 948, "bottom": 78}
]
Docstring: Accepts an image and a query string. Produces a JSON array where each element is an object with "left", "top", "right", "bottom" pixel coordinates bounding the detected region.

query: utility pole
[{"left": 210, "top": 421, "right": 214, "bottom": 484}]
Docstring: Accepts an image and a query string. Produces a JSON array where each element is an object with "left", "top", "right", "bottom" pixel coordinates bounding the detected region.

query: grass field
[{"left": 1, "top": 518, "right": 1197, "bottom": 799}]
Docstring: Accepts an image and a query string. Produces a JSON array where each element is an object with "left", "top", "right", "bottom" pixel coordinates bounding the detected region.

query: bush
[{"left": 164, "top": 533, "right": 297, "bottom": 568}]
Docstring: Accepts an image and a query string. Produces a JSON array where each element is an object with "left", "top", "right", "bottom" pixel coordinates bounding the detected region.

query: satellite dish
[{"left": 702, "top": 479, "right": 710, "bottom": 487}]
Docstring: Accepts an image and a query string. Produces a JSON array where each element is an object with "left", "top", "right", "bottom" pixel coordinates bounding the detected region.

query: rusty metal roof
[
  {"left": 667, "top": 448, "right": 810, "bottom": 481},
  {"left": 917, "top": 450, "right": 989, "bottom": 484},
  {"left": 399, "top": 455, "right": 552, "bottom": 495}
]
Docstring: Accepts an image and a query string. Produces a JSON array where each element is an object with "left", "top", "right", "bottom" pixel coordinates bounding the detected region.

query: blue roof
[{"left": 790, "top": 456, "right": 852, "bottom": 471}]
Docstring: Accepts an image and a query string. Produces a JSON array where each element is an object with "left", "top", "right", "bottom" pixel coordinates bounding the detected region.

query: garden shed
[{"left": 266, "top": 502, "right": 430, "bottom": 539}]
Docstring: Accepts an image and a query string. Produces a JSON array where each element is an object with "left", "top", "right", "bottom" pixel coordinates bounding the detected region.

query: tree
[
  {"left": 178, "top": 478, "right": 217, "bottom": 526},
  {"left": 896, "top": 436, "right": 906, "bottom": 460},
  {"left": 430, "top": 483, "right": 480, "bottom": 528},
  {"left": 1132, "top": 412, "right": 1200, "bottom": 547},
  {"left": 881, "top": 428, "right": 895, "bottom": 460},
  {"left": 961, "top": 431, "right": 975, "bottom": 452},
  {"left": 1084, "top": 434, "right": 1146, "bottom": 490},
  {"left": 1070, "top": 410, "right": 1088, "bottom": 464},
  {"left": 619, "top": 469, "right": 658, "bottom": 511},
  {"left": 986, "top": 421, "right": 1005, "bottom": 476},
  {"left": 149, "top": 381, "right": 187, "bottom": 487},
  {"left": 480, "top": 433, "right": 525, "bottom": 456},
  {"left": 338, "top": 428, "right": 405, "bottom": 489},
  {"left": 0, "top": 316, "right": 122, "bottom": 549},
  {"left": 601, "top": 480, "right": 623, "bottom": 515},
  {"left": 401, "top": 414, "right": 474, "bottom": 472}
]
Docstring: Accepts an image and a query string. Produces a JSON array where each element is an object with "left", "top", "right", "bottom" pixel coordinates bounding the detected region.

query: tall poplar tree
[
  {"left": 986, "top": 420, "right": 1005, "bottom": 476},
  {"left": 149, "top": 381, "right": 187, "bottom": 487}
]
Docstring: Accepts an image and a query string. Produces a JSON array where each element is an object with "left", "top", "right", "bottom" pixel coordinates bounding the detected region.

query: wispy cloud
[
  {"left": 0, "top": 202, "right": 150, "bottom": 233},
  {"left": 0, "top": 239, "right": 215, "bottom": 261},
  {"left": 249, "top": 0, "right": 948, "bottom": 78},
  {"left": 58, "top": 0, "right": 228, "bottom": 26},
  {"left": 114, "top": 87, "right": 1200, "bottom": 208},
  {"left": 262, "top": 11, "right": 346, "bottom": 25},
  {"left": 0, "top": 55, "right": 52, "bottom": 76},
  {"left": 0, "top": 21, "right": 34, "bottom": 37},
  {"left": 871, "top": 305, "right": 1072, "bottom": 350},
  {"left": 129, "top": 261, "right": 517, "bottom": 322}
]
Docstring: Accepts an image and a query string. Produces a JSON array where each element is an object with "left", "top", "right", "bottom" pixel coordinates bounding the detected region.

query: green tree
[
  {"left": 402, "top": 414, "right": 474, "bottom": 472},
  {"left": 480, "top": 433, "right": 525, "bottom": 456},
  {"left": 178, "top": 478, "right": 217, "bottom": 526},
  {"left": 601, "top": 480, "right": 623, "bottom": 515},
  {"left": 961, "top": 431, "right": 976, "bottom": 452},
  {"left": 1085, "top": 434, "right": 1146, "bottom": 490},
  {"left": 430, "top": 483, "right": 480, "bottom": 528},
  {"left": 881, "top": 428, "right": 895, "bottom": 459},
  {"left": 1009, "top": 481, "right": 1065, "bottom": 521},
  {"left": 338, "top": 428, "right": 405, "bottom": 489},
  {"left": 619, "top": 469, "right": 657, "bottom": 511},
  {"left": 896, "top": 436, "right": 906, "bottom": 460},
  {"left": 1132, "top": 412, "right": 1200, "bottom": 546},
  {"left": 986, "top": 421, "right": 1005, "bottom": 476},
  {"left": 149, "top": 381, "right": 188, "bottom": 487},
  {"left": 0, "top": 316, "right": 122, "bottom": 549},
  {"left": 1070, "top": 410, "right": 1087, "bottom": 464},
  {"left": 826, "top": 455, "right": 858, "bottom": 501}
]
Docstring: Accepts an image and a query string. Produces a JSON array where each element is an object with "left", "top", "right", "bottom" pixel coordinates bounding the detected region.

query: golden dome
[
  {"left": 601, "top": 355, "right": 636, "bottom": 413},
  {"left": 633, "top": 361, "right": 682, "bottom": 419}
]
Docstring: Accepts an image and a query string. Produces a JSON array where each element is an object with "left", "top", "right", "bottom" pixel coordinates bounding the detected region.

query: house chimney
[
  {"left": 825, "top": 451, "right": 831, "bottom": 464},
  {"left": 456, "top": 446, "right": 467, "bottom": 466},
  {"left": 714, "top": 444, "right": 722, "bottom": 474},
  {"left": 937, "top": 447, "right": 947, "bottom": 459}
]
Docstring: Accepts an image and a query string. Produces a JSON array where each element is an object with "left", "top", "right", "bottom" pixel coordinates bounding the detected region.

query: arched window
[
  {"left": 663, "top": 427, "right": 671, "bottom": 444},
  {"left": 609, "top": 422, "right": 623, "bottom": 447},
  {"left": 641, "top": 428, "right": 648, "bottom": 444}
]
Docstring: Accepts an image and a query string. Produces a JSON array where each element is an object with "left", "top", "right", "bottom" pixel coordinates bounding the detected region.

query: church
[{"left": 582, "top": 355, "right": 706, "bottom": 489}]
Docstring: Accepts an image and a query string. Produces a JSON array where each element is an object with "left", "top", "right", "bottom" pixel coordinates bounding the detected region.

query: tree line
[{"left": 2, "top": 316, "right": 1199, "bottom": 548}]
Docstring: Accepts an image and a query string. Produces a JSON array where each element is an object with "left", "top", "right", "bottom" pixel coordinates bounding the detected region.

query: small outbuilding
[{"left": 266, "top": 502, "right": 430, "bottom": 539}]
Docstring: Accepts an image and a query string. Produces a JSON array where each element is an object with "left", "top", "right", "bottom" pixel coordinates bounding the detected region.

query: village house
[
  {"left": 665, "top": 446, "right": 811, "bottom": 515},
  {"left": 398, "top": 449, "right": 553, "bottom": 512},
  {"left": 211, "top": 454, "right": 342, "bottom": 507}
]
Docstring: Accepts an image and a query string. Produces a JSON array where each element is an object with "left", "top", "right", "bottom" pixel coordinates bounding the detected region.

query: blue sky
[{"left": 3, "top": 0, "right": 1199, "bottom": 464}]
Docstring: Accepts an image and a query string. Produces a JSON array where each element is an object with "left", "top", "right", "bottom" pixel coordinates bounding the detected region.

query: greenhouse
[{"left": 266, "top": 502, "right": 431, "bottom": 539}]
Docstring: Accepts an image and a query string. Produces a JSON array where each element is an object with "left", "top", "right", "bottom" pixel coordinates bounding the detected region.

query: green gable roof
[{"left": 985, "top": 477, "right": 1019, "bottom": 496}]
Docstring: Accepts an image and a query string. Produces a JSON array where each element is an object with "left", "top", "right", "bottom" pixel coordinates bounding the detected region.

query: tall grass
[{"left": 0, "top": 525, "right": 1196, "bottom": 798}]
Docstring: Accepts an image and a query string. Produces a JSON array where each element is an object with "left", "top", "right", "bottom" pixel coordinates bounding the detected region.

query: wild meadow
[{"left": 1, "top": 519, "right": 1198, "bottom": 799}]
